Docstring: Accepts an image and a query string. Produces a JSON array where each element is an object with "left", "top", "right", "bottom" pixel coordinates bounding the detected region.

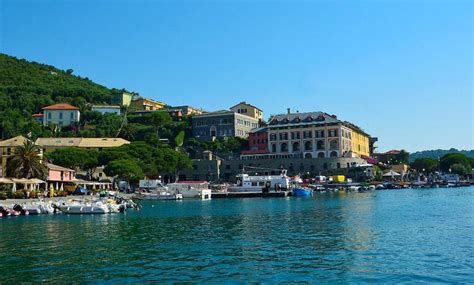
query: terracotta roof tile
[{"left": 42, "top": 103, "right": 79, "bottom": 110}]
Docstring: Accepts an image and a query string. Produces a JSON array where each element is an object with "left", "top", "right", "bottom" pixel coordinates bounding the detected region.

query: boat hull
[
  {"left": 292, "top": 188, "right": 313, "bottom": 197},
  {"left": 59, "top": 205, "right": 109, "bottom": 214}
]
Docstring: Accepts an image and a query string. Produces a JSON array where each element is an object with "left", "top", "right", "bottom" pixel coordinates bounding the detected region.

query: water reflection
[{"left": 0, "top": 187, "right": 473, "bottom": 283}]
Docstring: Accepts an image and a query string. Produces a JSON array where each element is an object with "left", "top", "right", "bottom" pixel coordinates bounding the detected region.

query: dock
[{"left": 211, "top": 191, "right": 291, "bottom": 199}]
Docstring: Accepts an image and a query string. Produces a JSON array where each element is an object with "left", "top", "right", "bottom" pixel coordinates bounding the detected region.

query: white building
[{"left": 42, "top": 103, "right": 80, "bottom": 127}]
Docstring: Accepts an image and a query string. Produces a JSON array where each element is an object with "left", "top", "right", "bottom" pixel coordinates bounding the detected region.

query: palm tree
[{"left": 6, "top": 140, "right": 47, "bottom": 179}]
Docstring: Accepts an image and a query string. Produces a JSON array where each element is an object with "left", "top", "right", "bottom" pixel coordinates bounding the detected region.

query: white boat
[
  {"left": 167, "top": 181, "right": 212, "bottom": 199},
  {"left": 135, "top": 188, "right": 183, "bottom": 200},
  {"left": 58, "top": 201, "right": 110, "bottom": 214},
  {"left": 227, "top": 170, "right": 290, "bottom": 193}
]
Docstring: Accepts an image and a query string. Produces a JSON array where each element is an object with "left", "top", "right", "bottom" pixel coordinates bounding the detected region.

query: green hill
[
  {"left": 0, "top": 53, "right": 116, "bottom": 138},
  {"left": 409, "top": 149, "right": 474, "bottom": 162}
]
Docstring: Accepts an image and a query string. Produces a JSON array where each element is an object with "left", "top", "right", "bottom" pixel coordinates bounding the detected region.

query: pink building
[{"left": 47, "top": 163, "right": 75, "bottom": 182}]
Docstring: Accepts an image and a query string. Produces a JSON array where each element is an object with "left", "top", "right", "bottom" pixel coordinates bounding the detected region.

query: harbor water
[{"left": 1, "top": 187, "right": 473, "bottom": 283}]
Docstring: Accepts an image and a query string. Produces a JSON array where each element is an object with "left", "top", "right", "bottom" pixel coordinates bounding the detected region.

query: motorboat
[
  {"left": 13, "top": 204, "right": 29, "bottom": 215},
  {"left": 58, "top": 201, "right": 110, "bottom": 214},
  {"left": 292, "top": 187, "right": 313, "bottom": 197},
  {"left": 167, "top": 181, "right": 212, "bottom": 199},
  {"left": 227, "top": 170, "right": 290, "bottom": 193},
  {"left": 135, "top": 188, "right": 183, "bottom": 200},
  {"left": 0, "top": 206, "right": 20, "bottom": 216}
]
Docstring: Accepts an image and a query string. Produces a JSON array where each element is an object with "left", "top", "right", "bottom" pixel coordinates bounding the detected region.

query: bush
[{"left": 0, "top": 192, "right": 7, "bottom": 200}]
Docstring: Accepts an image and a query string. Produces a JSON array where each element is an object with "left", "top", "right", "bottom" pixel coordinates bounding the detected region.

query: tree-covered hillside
[
  {"left": 409, "top": 149, "right": 474, "bottom": 162},
  {"left": 0, "top": 53, "right": 115, "bottom": 138}
]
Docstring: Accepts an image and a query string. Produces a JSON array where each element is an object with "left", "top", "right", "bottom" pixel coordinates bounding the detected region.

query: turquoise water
[{"left": 1, "top": 187, "right": 473, "bottom": 283}]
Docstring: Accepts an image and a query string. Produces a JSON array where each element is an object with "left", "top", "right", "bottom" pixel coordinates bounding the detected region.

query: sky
[{"left": 0, "top": 0, "right": 472, "bottom": 152}]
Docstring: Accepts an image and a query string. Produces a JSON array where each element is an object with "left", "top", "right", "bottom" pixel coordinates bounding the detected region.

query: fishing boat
[
  {"left": 292, "top": 187, "right": 313, "bottom": 197},
  {"left": 167, "top": 181, "right": 212, "bottom": 199}
]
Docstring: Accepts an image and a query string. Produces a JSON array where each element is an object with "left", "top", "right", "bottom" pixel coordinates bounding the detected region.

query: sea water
[{"left": 0, "top": 187, "right": 473, "bottom": 283}]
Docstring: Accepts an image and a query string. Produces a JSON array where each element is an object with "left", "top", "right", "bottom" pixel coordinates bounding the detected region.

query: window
[
  {"left": 271, "top": 144, "right": 277, "bottom": 153},
  {"left": 317, "top": 140, "right": 325, "bottom": 150},
  {"left": 70, "top": 112, "right": 74, "bottom": 120},
  {"left": 270, "top": 134, "right": 277, "bottom": 141},
  {"left": 303, "top": 131, "right": 312, "bottom": 139},
  {"left": 48, "top": 112, "right": 51, "bottom": 119},
  {"left": 292, "top": 142, "right": 300, "bottom": 152},
  {"left": 59, "top": 112, "right": 63, "bottom": 119},
  {"left": 330, "top": 151, "right": 338, "bottom": 157},
  {"left": 291, "top": 132, "right": 300, "bottom": 140},
  {"left": 330, "top": 140, "right": 338, "bottom": 150},
  {"left": 304, "top": 141, "right": 312, "bottom": 151},
  {"left": 305, "top": 153, "right": 312, "bottom": 158},
  {"left": 315, "top": 130, "right": 325, "bottom": 138},
  {"left": 280, "top": 143, "right": 288, "bottom": 152},
  {"left": 279, "top": 133, "right": 288, "bottom": 140},
  {"left": 318, "top": 152, "right": 325, "bottom": 158}
]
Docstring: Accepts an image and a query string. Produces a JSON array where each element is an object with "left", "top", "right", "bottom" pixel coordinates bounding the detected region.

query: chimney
[{"left": 287, "top": 108, "right": 291, "bottom": 114}]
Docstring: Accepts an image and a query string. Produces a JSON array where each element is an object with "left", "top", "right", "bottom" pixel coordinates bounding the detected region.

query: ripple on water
[{"left": 0, "top": 187, "right": 473, "bottom": 283}]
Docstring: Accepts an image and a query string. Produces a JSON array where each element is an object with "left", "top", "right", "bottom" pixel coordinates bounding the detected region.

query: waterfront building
[
  {"left": 230, "top": 102, "right": 263, "bottom": 120},
  {"left": 257, "top": 111, "right": 371, "bottom": 159},
  {"left": 42, "top": 103, "right": 80, "bottom": 127},
  {"left": 240, "top": 127, "right": 268, "bottom": 155},
  {"left": 35, "top": 137, "right": 130, "bottom": 152},
  {"left": 47, "top": 163, "right": 75, "bottom": 183},
  {"left": 130, "top": 97, "right": 166, "bottom": 112},
  {"left": 0, "top": 136, "right": 30, "bottom": 177},
  {"left": 171, "top": 105, "right": 205, "bottom": 116},
  {"left": 91, "top": 105, "right": 121, "bottom": 115},
  {"left": 111, "top": 91, "right": 134, "bottom": 107},
  {"left": 191, "top": 110, "right": 259, "bottom": 141}
]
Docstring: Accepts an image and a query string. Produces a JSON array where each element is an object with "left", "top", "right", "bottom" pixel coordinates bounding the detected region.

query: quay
[{"left": 211, "top": 191, "right": 291, "bottom": 199}]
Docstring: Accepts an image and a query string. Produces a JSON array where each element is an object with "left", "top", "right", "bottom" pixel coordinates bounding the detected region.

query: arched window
[
  {"left": 304, "top": 141, "right": 312, "bottom": 151},
  {"left": 329, "top": 140, "right": 338, "bottom": 150},
  {"left": 281, "top": 143, "right": 288, "bottom": 152},
  {"left": 317, "top": 140, "right": 325, "bottom": 150},
  {"left": 292, "top": 142, "right": 300, "bottom": 152},
  {"left": 305, "top": 153, "right": 312, "bottom": 158},
  {"left": 271, "top": 144, "right": 277, "bottom": 153},
  {"left": 318, "top": 152, "right": 325, "bottom": 158},
  {"left": 330, "top": 151, "right": 338, "bottom": 158}
]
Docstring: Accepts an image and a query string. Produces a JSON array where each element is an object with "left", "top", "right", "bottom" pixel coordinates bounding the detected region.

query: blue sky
[{"left": 1, "top": 0, "right": 472, "bottom": 152}]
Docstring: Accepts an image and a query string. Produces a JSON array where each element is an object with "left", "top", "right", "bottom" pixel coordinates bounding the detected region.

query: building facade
[
  {"left": 246, "top": 111, "right": 372, "bottom": 160},
  {"left": 241, "top": 127, "right": 268, "bottom": 155},
  {"left": 91, "top": 105, "right": 121, "bottom": 115},
  {"left": 191, "top": 111, "right": 259, "bottom": 141},
  {"left": 172, "top": 105, "right": 204, "bottom": 116},
  {"left": 42, "top": 103, "right": 80, "bottom": 127},
  {"left": 0, "top": 136, "right": 30, "bottom": 177},
  {"left": 130, "top": 97, "right": 166, "bottom": 111},
  {"left": 230, "top": 102, "right": 263, "bottom": 120},
  {"left": 111, "top": 92, "right": 133, "bottom": 107}
]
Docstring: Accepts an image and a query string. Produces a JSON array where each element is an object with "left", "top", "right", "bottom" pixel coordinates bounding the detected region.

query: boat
[
  {"left": 292, "top": 187, "right": 313, "bottom": 197},
  {"left": 167, "top": 181, "right": 212, "bottom": 199},
  {"left": 135, "top": 188, "right": 183, "bottom": 200},
  {"left": 0, "top": 206, "right": 20, "bottom": 216},
  {"left": 13, "top": 204, "right": 29, "bottom": 215},
  {"left": 227, "top": 170, "right": 290, "bottom": 193},
  {"left": 58, "top": 201, "right": 110, "bottom": 214}
]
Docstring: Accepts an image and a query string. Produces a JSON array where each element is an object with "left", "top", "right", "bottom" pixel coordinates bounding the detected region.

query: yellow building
[
  {"left": 35, "top": 137, "right": 130, "bottom": 152},
  {"left": 111, "top": 92, "right": 134, "bottom": 107},
  {"left": 348, "top": 126, "right": 370, "bottom": 158},
  {"left": 130, "top": 97, "right": 166, "bottom": 111},
  {"left": 230, "top": 102, "right": 263, "bottom": 120},
  {"left": 0, "top": 136, "right": 29, "bottom": 177}
]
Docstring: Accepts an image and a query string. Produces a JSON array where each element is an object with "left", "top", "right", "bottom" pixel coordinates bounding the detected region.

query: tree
[
  {"left": 440, "top": 153, "right": 471, "bottom": 173},
  {"left": 46, "top": 148, "right": 100, "bottom": 179},
  {"left": 6, "top": 140, "right": 47, "bottom": 179},
  {"left": 174, "top": 130, "right": 185, "bottom": 148},
  {"left": 410, "top": 158, "right": 439, "bottom": 173},
  {"left": 450, "top": 163, "right": 470, "bottom": 176},
  {"left": 104, "top": 159, "right": 144, "bottom": 183},
  {"left": 144, "top": 112, "right": 172, "bottom": 137}
]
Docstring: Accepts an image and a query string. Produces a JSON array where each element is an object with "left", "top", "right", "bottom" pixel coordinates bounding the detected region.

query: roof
[
  {"left": 35, "top": 138, "right": 130, "bottom": 148},
  {"left": 0, "top": 136, "right": 28, "bottom": 147},
  {"left": 249, "top": 127, "right": 267, "bottom": 134},
  {"left": 132, "top": 97, "right": 165, "bottom": 105},
  {"left": 47, "top": 163, "right": 74, "bottom": 172},
  {"left": 383, "top": 150, "right": 401, "bottom": 155},
  {"left": 230, "top": 101, "right": 263, "bottom": 112},
  {"left": 267, "top": 112, "right": 340, "bottom": 127},
  {"left": 92, "top": 105, "right": 121, "bottom": 109},
  {"left": 42, "top": 103, "right": 79, "bottom": 110}
]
